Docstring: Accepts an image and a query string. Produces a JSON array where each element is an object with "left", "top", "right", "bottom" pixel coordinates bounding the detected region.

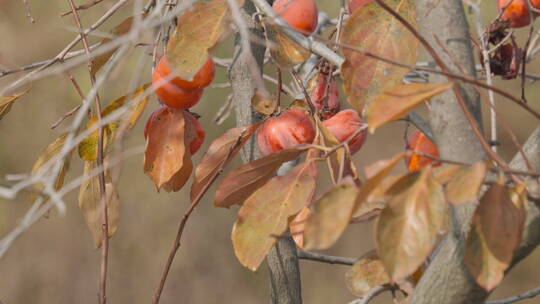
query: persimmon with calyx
[
  {"left": 349, "top": 0, "right": 375, "bottom": 13},
  {"left": 497, "top": 0, "right": 540, "bottom": 28},
  {"left": 257, "top": 108, "right": 316, "bottom": 156},
  {"left": 322, "top": 109, "right": 367, "bottom": 155},
  {"left": 309, "top": 72, "right": 340, "bottom": 120},
  {"left": 155, "top": 56, "right": 215, "bottom": 89},
  {"left": 144, "top": 107, "right": 205, "bottom": 155},
  {"left": 405, "top": 130, "right": 440, "bottom": 172},
  {"left": 272, "top": 0, "right": 318, "bottom": 36},
  {"left": 152, "top": 65, "right": 204, "bottom": 109}
]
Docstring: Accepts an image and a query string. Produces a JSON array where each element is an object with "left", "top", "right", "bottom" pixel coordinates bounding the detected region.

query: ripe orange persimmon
[
  {"left": 273, "top": 0, "right": 318, "bottom": 36},
  {"left": 497, "top": 0, "right": 538, "bottom": 28},
  {"left": 144, "top": 108, "right": 205, "bottom": 155},
  {"left": 184, "top": 111, "right": 205, "bottom": 155},
  {"left": 322, "top": 109, "right": 367, "bottom": 155},
  {"left": 152, "top": 66, "right": 203, "bottom": 109},
  {"left": 405, "top": 130, "right": 440, "bottom": 172},
  {"left": 257, "top": 108, "right": 316, "bottom": 156},
  {"left": 349, "top": 0, "right": 375, "bottom": 13},
  {"left": 155, "top": 56, "right": 215, "bottom": 89},
  {"left": 309, "top": 73, "right": 340, "bottom": 120}
]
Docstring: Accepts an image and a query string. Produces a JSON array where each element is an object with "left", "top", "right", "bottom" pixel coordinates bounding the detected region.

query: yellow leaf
[{"left": 0, "top": 89, "right": 30, "bottom": 120}]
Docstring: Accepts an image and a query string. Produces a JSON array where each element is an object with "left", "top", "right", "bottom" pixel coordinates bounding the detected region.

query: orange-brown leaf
[
  {"left": 143, "top": 108, "right": 192, "bottom": 192},
  {"left": 340, "top": 0, "right": 417, "bottom": 112},
  {"left": 266, "top": 23, "right": 311, "bottom": 68},
  {"left": 0, "top": 89, "right": 29, "bottom": 120},
  {"left": 366, "top": 82, "right": 453, "bottom": 133},
  {"left": 191, "top": 123, "right": 261, "bottom": 201},
  {"left": 303, "top": 181, "right": 359, "bottom": 250},
  {"left": 376, "top": 168, "right": 446, "bottom": 281},
  {"left": 345, "top": 251, "right": 390, "bottom": 297},
  {"left": 214, "top": 147, "right": 306, "bottom": 208},
  {"left": 232, "top": 160, "right": 317, "bottom": 270},
  {"left": 464, "top": 182, "right": 526, "bottom": 291},
  {"left": 446, "top": 161, "right": 488, "bottom": 205},
  {"left": 290, "top": 207, "right": 312, "bottom": 249}
]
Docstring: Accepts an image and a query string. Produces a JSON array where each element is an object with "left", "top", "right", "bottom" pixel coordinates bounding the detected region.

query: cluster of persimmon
[
  {"left": 498, "top": 0, "right": 540, "bottom": 28},
  {"left": 147, "top": 56, "right": 216, "bottom": 154}
]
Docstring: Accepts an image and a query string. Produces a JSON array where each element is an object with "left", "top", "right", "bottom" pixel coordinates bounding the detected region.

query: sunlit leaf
[
  {"left": 232, "top": 160, "right": 317, "bottom": 271},
  {"left": 464, "top": 181, "right": 526, "bottom": 291},
  {"left": 143, "top": 107, "right": 193, "bottom": 192},
  {"left": 353, "top": 173, "right": 405, "bottom": 220},
  {"left": 376, "top": 168, "right": 446, "bottom": 281},
  {"left": 166, "top": 0, "right": 244, "bottom": 80},
  {"left": 290, "top": 207, "right": 312, "bottom": 249},
  {"left": 303, "top": 180, "right": 359, "bottom": 250},
  {"left": 345, "top": 250, "right": 390, "bottom": 297},
  {"left": 446, "top": 161, "right": 488, "bottom": 205},
  {"left": 191, "top": 123, "right": 261, "bottom": 201},
  {"left": 0, "top": 89, "right": 29, "bottom": 120},
  {"left": 214, "top": 147, "right": 306, "bottom": 208},
  {"left": 340, "top": 0, "right": 418, "bottom": 112},
  {"left": 78, "top": 161, "right": 120, "bottom": 248},
  {"left": 366, "top": 82, "right": 453, "bottom": 133}
]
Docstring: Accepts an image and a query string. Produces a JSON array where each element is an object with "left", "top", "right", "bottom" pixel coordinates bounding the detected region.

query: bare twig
[
  {"left": 485, "top": 286, "right": 540, "bottom": 304},
  {"left": 296, "top": 249, "right": 355, "bottom": 266},
  {"left": 61, "top": 0, "right": 108, "bottom": 17}
]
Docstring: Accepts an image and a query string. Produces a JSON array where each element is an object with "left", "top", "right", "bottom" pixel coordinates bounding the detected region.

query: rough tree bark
[
  {"left": 411, "top": 1, "right": 540, "bottom": 304},
  {"left": 228, "top": 1, "right": 302, "bottom": 304}
]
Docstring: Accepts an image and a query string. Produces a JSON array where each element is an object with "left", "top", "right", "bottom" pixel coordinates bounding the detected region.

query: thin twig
[
  {"left": 296, "top": 249, "right": 355, "bottom": 266},
  {"left": 61, "top": 0, "right": 108, "bottom": 17},
  {"left": 485, "top": 286, "right": 540, "bottom": 304}
]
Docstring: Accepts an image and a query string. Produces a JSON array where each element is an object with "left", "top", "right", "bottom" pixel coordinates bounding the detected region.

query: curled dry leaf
[
  {"left": 191, "top": 122, "right": 261, "bottom": 201},
  {"left": 290, "top": 207, "right": 312, "bottom": 249},
  {"left": 446, "top": 161, "right": 488, "bottom": 205},
  {"left": 464, "top": 181, "right": 526, "bottom": 291},
  {"left": 376, "top": 168, "right": 446, "bottom": 281},
  {"left": 78, "top": 84, "right": 151, "bottom": 161},
  {"left": 78, "top": 161, "right": 120, "bottom": 248},
  {"left": 303, "top": 180, "right": 359, "bottom": 250},
  {"left": 232, "top": 160, "right": 317, "bottom": 271},
  {"left": 345, "top": 250, "right": 390, "bottom": 297},
  {"left": 143, "top": 107, "right": 193, "bottom": 192},
  {"left": 166, "top": 0, "right": 244, "bottom": 80},
  {"left": 251, "top": 91, "right": 277, "bottom": 115},
  {"left": 266, "top": 23, "right": 311, "bottom": 69},
  {"left": 30, "top": 134, "right": 72, "bottom": 204},
  {"left": 0, "top": 89, "right": 30, "bottom": 120},
  {"left": 214, "top": 147, "right": 307, "bottom": 208},
  {"left": 366, "top": 82, "right": 453, "bottom": 133},
  {"left": 340, "top": 0, "right": 417, "bottom": 112}
]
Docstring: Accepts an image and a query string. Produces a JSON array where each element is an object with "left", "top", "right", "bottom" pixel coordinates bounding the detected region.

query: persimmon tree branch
[
  {"left": 296, "top": 249, "right": 355, "bottom": 266},
  {"left": 486, "top": 285, "right": 540, "bottom": 304}
]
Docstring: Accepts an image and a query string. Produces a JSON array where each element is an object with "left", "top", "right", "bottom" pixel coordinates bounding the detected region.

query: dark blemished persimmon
[
  {"left": 257, "top": 108, "right": 316, "bottom": 156},
  {"left": 155, "top": 56, "right": 215, "bottom": 89},
  {"left": 405, "top": 130, "right": 440, "bottom": 172},
  {"left": 322, "top": 109, "right": 367, "bottom": 155},
  {"left": 497, "top": 0, "right": 537, "bottom": 28},
  {"left": 349, "top": 0, "right": 375, "bottom": 13},
  {"left": 309, "top": 73, "right": 340, "bottom": 120},
  {"left": 152, "top": 66, "right": 204, "bottom": 109},
  {"left": 272, "top": 0, "right": 318, "bottom": 36},
  {"left": 143, "top": 107, "right": 205, "bottom": 155}
]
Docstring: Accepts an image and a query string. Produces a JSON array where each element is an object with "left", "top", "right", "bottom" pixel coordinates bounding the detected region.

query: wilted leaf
[
  {"left": 166, "top": 0, "right": 243, "bottom": 80},
  {"left": 78, "top": 161, "right": 120, "bottom": 248},
  {"left": 144, "top": 108, "right": 193, "bottom": 192},
  {"left": 214, "top": 147, "right": 306, "bottom": 208},
  {"left": 0, "top": 89, "right": 29, "bottom": 120},
  {"left": 251, "top": 91, "right": 277, "bottom": 115},
  {"left": 232, "top": 160, "right": 317, "bottom": 270},
  {"left": 303, "top": 181, "right": 359, "bottom": 250},
  {"left": 446, "top": 161, "right": 488, "bottom": 205},
  {"left": 191, "top": 123, "right": 261, "bottom": 201},
  {"left": 345, "top": 251, "right": 390, "bottom": 297},
  {"left": 30, "top": 134, "right": 72, "bottom": 203},
  {"left": 353, "top": 153, "right": 405, "bottom": 217},
  {"left": 366, "top": 82, "right": 453, "bottom": 133},
  {"left": 464, "top": 181, "right": 526, "bottom": 291},
  {"left": 376, "top": 168, "right": 446, "bottom": 281},
  {"left": 78, "top": 84, "right": 151, "bottom": 161},
  {"left": 266, "top": 23, "right": 311, "bottom": 68},
  {"left": 290, "top": 207, "right": 312, "bottom": 249},
  {"left": 92, "top": 16, "right": 135, "bottom": 75},
  {"left": 340, "top": 0, "right": 417, "bottom": 112},
  {"left": 353, "top": 173, "right": 405, "bottom": 220}
]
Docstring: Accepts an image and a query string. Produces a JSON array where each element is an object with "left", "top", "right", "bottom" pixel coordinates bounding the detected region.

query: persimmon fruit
[
  {"left": 405, "top": 130, "right": 440, "bottom": 172},
  {"left": 155, "top": 56, "right": 215, "bottom": 89},
  {"left": 309, "top": 72, "right": 340, "bottom": 120},
  {"left": 322, "top": 109, "right": 367, "bottom": 155},
  {"left": 152, "top": 65, "right": 204, "bottom": 109},
  {"left": 257, "top": 108, "right": 316, "bottom": 156},
  {"left": 273, "top": 0, "right": 318, "bottom": 36},
  {"left": 497, "top": 0, "right": 540, "bottom": 28}
]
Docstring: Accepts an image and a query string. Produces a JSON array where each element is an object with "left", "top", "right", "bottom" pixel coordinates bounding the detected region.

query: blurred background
[{"left": 0, "top": 1, "right": 538, "bottom": 303}]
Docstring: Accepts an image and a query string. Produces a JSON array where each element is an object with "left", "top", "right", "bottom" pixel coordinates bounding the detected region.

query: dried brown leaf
[
  {"left": 0, "top": 89, "right": 29, "bottom": 120},
  {"left": 446, "top": 161, "right": 488, "bottom": 205},
  {"left": 345, "top": 251, "right": 390, "bottom": 297}
]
